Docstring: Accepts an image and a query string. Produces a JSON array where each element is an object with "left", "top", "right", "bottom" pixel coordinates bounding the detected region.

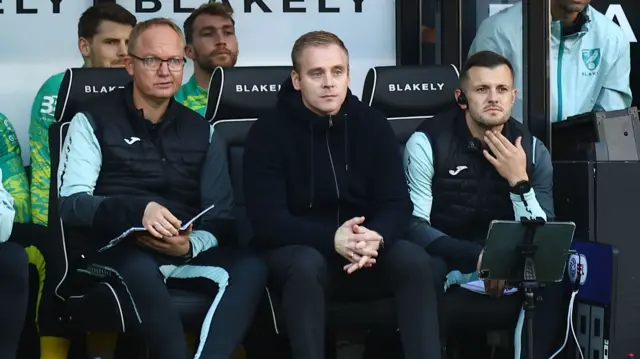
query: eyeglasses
[{"left": 129, "top": 54, "right": 186, "bottom": 72}]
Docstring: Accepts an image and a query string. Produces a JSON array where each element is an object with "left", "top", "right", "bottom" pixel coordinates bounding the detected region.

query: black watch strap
[
  {"left": 509, "top": 180, "right": 531, "bottom": 195},
  {"left": 183, "top": 242, "right": 194, "bottom": 262}
]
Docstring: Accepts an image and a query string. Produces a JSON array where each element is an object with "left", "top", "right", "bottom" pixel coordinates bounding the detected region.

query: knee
[
  {"left": 231, "top": 255, "right": 268, "bottom": 287},
  {"left": 107, "top": 251, "right": 163, "bottom": 287},
  {"left": 281, "top": 246, "right": 328, "bottom": 284},
  {"left": 0, "top": 242, "right": 29, "bottom": 292},
  {"left": 384, "top": 240, "right": 433, "bottom": 277}
]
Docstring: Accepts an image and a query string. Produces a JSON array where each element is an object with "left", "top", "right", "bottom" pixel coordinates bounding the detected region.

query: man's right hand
[
  {"left": 142, "top": 202, "right": 182, "bottom": 238},
  {"left": 477, "top": 249, "right": 506, "bottom": 298}
]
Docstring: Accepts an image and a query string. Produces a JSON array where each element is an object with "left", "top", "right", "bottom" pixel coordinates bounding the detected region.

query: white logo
[
  {"left": 388, "top": 83, "right": 444, "bottom": 92},
  {"left": 604, "top": 5, "right": 637, "bottom": 43},
  {"left": 124, "top": 137, "right": 141, "bottom": 145},
  {"left": 235, "top": 84, "right": 281, "bottom": 93},
  {"left": 567, "top": 253, "right": 588, "bottom": 285},
  {"left": 448, "top": 166, "right": 468, "bottom": 176},
  {"left": 84, "top": 85, "right": 125, "bottom": 94}
]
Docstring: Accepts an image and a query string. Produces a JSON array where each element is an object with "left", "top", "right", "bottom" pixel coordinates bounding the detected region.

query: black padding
[
  {"left": 205, "top": 66, "right": 291, "bottom": 123},
  {"left": 54, "top": 67, "right": 132, "bottom": 123},
  {"left": 212, "top": 119, "right": 256, "bottom": 247},
  {"left": 361, "top": 65, "right": 459, "bottom": 118}
]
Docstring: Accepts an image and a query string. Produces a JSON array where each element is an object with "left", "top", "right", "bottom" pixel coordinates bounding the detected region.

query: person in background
[
  {"left": 0, "top": 113, "right": 29, "bottom": 223},
  {"left": 243, "top": 30, "right": 442, "bottom": 359},
  {"left": 0, "top": 168, "right": 30, "bottom": 359},
  {"left": 0, "top": 114, "right": 30, "bottom": 358},
  {"left": 175, "top": 2, "right": 239, "bottom": 117},
  {"left": 58, "top": 18, "right": 266, "bottom": 359},
  {"left": 469, "top": 0, "right": 631, "bottom": 122},
  {"left": 29, "top": 3, "right": 137, "bottom": 227},
  {"left": 404, "top": 51, "right": 565, "bottom": 358}
]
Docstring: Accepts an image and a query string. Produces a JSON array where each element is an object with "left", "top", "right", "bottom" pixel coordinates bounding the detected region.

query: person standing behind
[
  {"left": 469, "top": 0, "right": 631, "bottom": 122},
  {"left": 243, "top": 31, "right": 442, "bottom": 359},
  {"left": 29, "top": 3, "right": 137, "bottom": 227},
  {"left": 175, "top": 2, "right": 239, "bottom": 117}
]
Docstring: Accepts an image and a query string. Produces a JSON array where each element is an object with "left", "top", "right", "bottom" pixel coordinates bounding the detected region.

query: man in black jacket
[
  {"left": 57, "top": 18, "right": 266, "bottom": 359},
  {"left": 404, "top": 51, "right": 564, "bottom": 358},
  {"left": 243, "top": 31, "right": 442, "bottom": 359}
]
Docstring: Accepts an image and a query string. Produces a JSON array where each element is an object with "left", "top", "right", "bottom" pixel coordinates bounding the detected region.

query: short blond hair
[
  {"left": 128, "top": 17, "right": 184, "bottom": 54},
  {"left": 291, "top": 31, "right": 349, "bottom": 72}
]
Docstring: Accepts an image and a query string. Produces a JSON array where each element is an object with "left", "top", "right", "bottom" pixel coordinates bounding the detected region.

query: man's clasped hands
[{"left": 334, "top": 216, "right": 383, "bottom": 274}]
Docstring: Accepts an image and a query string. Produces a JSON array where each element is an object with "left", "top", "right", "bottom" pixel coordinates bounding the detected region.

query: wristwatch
[
  {"left": 183, "top": 242, "right": 194, "bottom": 262},
  {"left": 509, "top": 180, "right": 531, "bottom": 195}
]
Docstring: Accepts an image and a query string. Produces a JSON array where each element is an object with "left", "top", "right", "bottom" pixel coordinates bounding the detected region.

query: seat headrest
[
  {"left": 54, "top": 67, "right": 132, "bottom": 123},
  {"left": 205, "top": 66, "right": 292, "bottom": 123},
  {"left": 361, "top": 65, "right": 460, "bottom": 118}
]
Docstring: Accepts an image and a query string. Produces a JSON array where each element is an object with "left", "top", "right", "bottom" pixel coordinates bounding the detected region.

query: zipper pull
[{"left": 328, "top": 116, "right": 333, "bottom": 127}]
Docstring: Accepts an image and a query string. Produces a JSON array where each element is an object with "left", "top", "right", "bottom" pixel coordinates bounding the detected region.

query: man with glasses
[
  {"left": 175, "top": 2, "right": 239, "bottom": 117},
  {"left": 57, "top": 18, "right": 267, "bottom": 359}
]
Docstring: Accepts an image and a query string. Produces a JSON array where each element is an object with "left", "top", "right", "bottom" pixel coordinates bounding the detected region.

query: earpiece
[{"left": 457, "top": 92, "right": 468, "bottom": 106}]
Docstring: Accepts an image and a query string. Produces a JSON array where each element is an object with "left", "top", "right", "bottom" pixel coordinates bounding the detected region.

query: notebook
[{"left": 97, "top": 203, "right": 216, "bottom": 252}]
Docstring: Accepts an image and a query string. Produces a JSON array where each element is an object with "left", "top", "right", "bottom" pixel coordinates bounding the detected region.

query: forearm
[
  {"left": 408, "top": 217, "right": 481, "bottom": 273},
  {"left": 0, "top": 215, "right": 13, "bottom": 243},
  {"left": 189, "top": 230, "right": 218, "bottom": 257},
  {"left": 253, "top": 213, "right": 336, "bottom": 254},
  {"left": 366, "top": 200, "right": 412, "bottom": 246},
  {"left": 0, "top": 171, "right": 15, "bottom": 242},
  {"left": 511, "top": 189, "right": 547, "bottom": 221},
  {"left": 60, "top": 193, "right": 149, "bottom": 237}
]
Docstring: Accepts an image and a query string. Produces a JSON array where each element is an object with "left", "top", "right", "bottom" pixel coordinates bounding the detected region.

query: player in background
[
  {"left": 175, "top": 2, "right": 239, "bottom": 117},
  {"left": 0, "top": 113, "right": 29, "bottom": 223},
  {"left": 29, "top": 3, "right": 136, "bottom": 227}
]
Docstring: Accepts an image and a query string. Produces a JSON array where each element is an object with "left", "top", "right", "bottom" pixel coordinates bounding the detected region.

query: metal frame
[
  {"left": 522, "top": 0, "right": 551, "bottom": 147},
  {"left": 395, "top": 0, "right": 422, "bottom": 65},
  {"left": 440, "top": 0, "right": 463, "bottom": 68}
]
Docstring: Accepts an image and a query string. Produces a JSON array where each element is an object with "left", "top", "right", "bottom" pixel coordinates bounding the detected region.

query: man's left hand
[
  {"left": 343, "top": 224, "right": 380, "bottom": 274},
  {"left": 136, "top": 224, "right": 192, "bottom": 257},
  {"left": 483, "top": 131, "right": 528, "bottom": 186}
]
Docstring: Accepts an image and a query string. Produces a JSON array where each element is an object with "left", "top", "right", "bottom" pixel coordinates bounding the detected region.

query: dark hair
[
  {"left": 183, "top": 2, "right": 235, "bottom": 45},
  {"left": 78, "top": 3, "right": 137, "bottom": 39},
  {"left": 460, "top": 51, "right": 515, "bottom": 87},
  {"left": 291, "top": 31, "right": 349, "bottom": 72}
]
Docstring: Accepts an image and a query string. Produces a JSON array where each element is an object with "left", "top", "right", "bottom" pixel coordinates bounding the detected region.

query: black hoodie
[{"left": 243, "top": 77, "right": 412, "bottom": 255}]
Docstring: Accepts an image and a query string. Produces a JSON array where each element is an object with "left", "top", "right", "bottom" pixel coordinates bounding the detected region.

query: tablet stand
[{"left": 517, "top": 216, "right": 546, "bottom": 359}]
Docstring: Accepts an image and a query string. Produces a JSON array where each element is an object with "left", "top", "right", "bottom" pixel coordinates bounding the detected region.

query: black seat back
[
  {"left": 48, "top": 67, "right": 131, "bottom": 299},
  {"left": 361, "top": 65, "right": 460, "bottom": 154},
  {"left": 204, "top": 65, "right": 291, "bottom": 123},
  {"left": 207, "top": 66, "right": 291, "bottom": 247}
]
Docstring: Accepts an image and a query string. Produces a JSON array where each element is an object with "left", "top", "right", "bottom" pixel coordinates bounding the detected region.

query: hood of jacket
[{"left": 275, "top": 76, "right": 362, "bottom": 131}]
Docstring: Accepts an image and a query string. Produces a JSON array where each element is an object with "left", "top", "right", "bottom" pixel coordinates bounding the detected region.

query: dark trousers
[
  {"left": 0, "top": 241, "right": 30, "bottom": 358},
  {"left": 89, "top": 244, "right": 268, "bottom": 359},
  {"left": 441, "top": 283, "right": 566, "bottom": 359},
  {"left": 263, "top": 240, "right": 442, "bottom": 359}
]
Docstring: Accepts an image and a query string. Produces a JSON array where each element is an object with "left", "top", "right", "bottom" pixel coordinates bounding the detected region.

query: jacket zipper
[{"left": 326, "top": 115, "right": 340, "bottom": 226}]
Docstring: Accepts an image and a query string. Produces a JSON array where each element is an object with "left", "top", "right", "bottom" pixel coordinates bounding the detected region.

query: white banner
[{"left": 1, "top": 0, "right": 395, "bottom": 163}]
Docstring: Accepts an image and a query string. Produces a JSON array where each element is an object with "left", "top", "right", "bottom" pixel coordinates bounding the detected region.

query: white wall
[{"left": 1, "top": 0, "right": 397, "bottom": 164}]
